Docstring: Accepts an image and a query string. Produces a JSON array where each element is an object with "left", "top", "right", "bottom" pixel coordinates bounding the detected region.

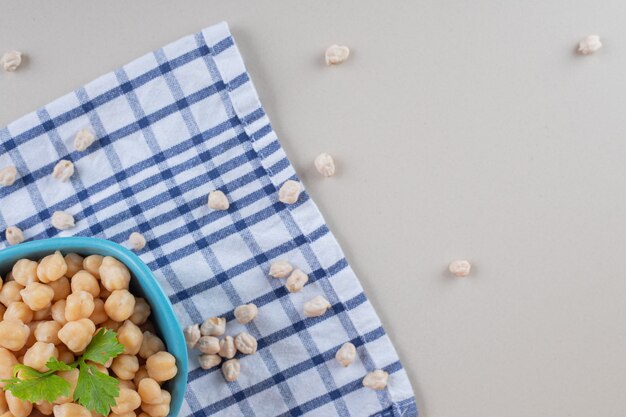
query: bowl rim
[{"left": 0, "top": 237, "right": 188, "bottom": 417}]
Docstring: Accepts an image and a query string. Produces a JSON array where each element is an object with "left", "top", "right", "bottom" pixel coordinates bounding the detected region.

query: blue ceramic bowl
[{"left": 0, "top": 237, "right": 187, "bottom": 417}]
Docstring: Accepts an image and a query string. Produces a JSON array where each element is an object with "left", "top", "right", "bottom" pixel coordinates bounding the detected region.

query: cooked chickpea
[
  {"left": 88, "top": 362, "right": 108, "bottom": 375},
  {"left": 102, "top": 319, "right": 122, "bottom": 331},
  {"left": 0, "top": 282, "right": 24, "bottom": 307},
  {"left": 20, "top": 283, "right": 54, "bottom": 311},
  {"left": 58, "top": 319, "right": 95, "bottom": 353},
  {"left": 34, "top": 321, "right": 62, "bottom": 345},
  {"left": 46, "top": 278, "right": 70, "bottom": 305},
  {"left": 0, "top": 391, "right": 7, "bottom": 414},
  {"left": 23, "top": 342, "right": 58, "bottom": 372},
  {"left": 24, "top": 322, "right": 38, "bottom": 349},
  {"left": 50, "top": 300, "right": 67, "bottom": 325},
  {"left": 0, "top": 348, "right": 17, "bottom": 388},
  {"left": 138, "top": 332, "right": 164, "bottom": 360},
  {"left": 64, "top": 291, "right": 94, "bottom": 321},
  {"left": 63, "top": 254, "right": 83, "bottom": 278},
  {"left": 145, "top": 352, "right": 177, "bottom": 382},
  {"left": 140, "top": 390, "right": 170, "bottom": 417},
  {"left": 56, "top": 345, "right": 74, "bottom": 364},
  {"left": 82, "top": 255, "right": 103, "bottom": 279},
  {"left": 137, "top": 378, "right": 161, "bottom": 405},
  {"left": 88, "top": 299, "right": 107, "bottom": 325},
  {"left": 133, "top": 367, "right": 149, "bottom": 387},
  {"left": 129, "top": 298, "right": 150, "bottom": 326},
  {"left": 0, "top": 320, "right": 30, "bottom": 351},
  {"left": 11, "top": 259, "right": 38, "bottom": 286},
  {"left": 54, "top": 369, "right": 79, "bottom": 405},
  {"left": 104, "top": 290, "right": 135, "bottom": 322},
  {"left": 51, "top": 403, "right": 90, "bottom": 417},
  {"left": 3, "top": 302, "right": 33, "bottom": 323},
  {"left": 110, "top": 388, "right": 141, "bottom": 415},
  {"left": 35, "top": 401, "right": 53, "bottom": 416},
  {"left": 118, "top": 320, "right": 143, "bottom": 355},
  {"left": 111, "top": 355, "right": 139, "bottom": 380},
  {"left": 36, "top": 251, "right": 67, "bottom": 283},
  {"left": 70, "top": 271, "right": 99, "bottom": 298},
  {"left": 6, "top": 391, "right": 32, "bottom": 417},
  {"left": 99, "top": 257, "right": 130, "bottom": 291},
  {"left": 32, "top": 304, "right": 52, "bottom": 321}
]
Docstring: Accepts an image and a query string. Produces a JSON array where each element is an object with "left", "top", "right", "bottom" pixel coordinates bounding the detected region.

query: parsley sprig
[{"left": 3, "top": 328, "right": 125, "bottom": 416}]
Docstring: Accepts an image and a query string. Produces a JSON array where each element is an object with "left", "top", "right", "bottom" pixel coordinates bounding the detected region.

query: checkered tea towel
[{"left": 0, "top": 22, "right": 417, "bottom": 417}]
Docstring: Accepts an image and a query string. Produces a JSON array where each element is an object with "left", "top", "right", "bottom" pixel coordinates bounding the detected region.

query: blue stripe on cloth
[{"left": 0, "top": 21, "right": 417, "bottom": 417}]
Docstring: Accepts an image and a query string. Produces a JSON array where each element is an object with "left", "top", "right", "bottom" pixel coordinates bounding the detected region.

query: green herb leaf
[
  {"left": 82, "top": 328, "right": 124, "bottom": 365},
  {"left": 2, "top": 365, "right": 71, "bottom": 404},
  {"left": 46, "top": 357, "right": 74, "bottom": 372},
  {"left": 73, "top": 363, "right": 120, "bottom": 416}
]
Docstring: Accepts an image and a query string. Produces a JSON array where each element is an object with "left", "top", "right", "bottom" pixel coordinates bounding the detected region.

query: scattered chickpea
[
  {"left": 111, "top": 355, "right": 139, "bottom": 381},
  {"left": 0, "top": 166, "right": 17, "bottom": 187},
  {"left": 51, "top": 160, "right": 75, "bottom": 182},
  {"left": 268, "top": 260, "right": 293, "bottom": 278},
  {"left": 82, "top": 255, "right": 103, "bottom": 279},
  {"left": 0, "top": 51, "right": 22, "bottom": 72},
  {"left": 57, "top": 319, "right": 95, "bottom": 353},
  {"left": 362, "top": 369, "right": 389, "bottom": 390},
  {"left": 118, "top": 320, "right": 143, "bottom": 355},
  {"left": 303, "top": 295, "right": 331, "bottom": 318},
  {"left": 234, "top": 332, "right": 257, "bottom": 355},
  {"left": 234, "top": 303, "right": 258, "bottom": 324},
  {"left": 36, "top": 251, "right": 67, "bottom": 283},
  {"left": 314, "top": 153, "right": 336, "bottom": 177},
  {"left": 137, "top": 378, "right": 161, "bottom": 405},
  {"left": 200, "top": 317, "right": 225, "bottom": 337},
  {"left": 198, "top": 354, "right": 221, "bottom": 370},
  {"left": 23, "top": 341, "right": 58, "bottom": 372},
  {"left": 278, "top": 180, "right": 302, "bottom": 204},
  {"left": 73, "top": 129, "right": 96, "bottom": 152},
  {"left": 64, "top": 291, "right": 95, "bottom": 321},
  {"left": 335, "top": 342, "right": 356, "bottom": 367},
  {"left": 578, "top": 35, "right": 602, "bottom": 55},
  {"left": 448, "top": 259, "right": 471, "bottom": 277},
  {"left": 221, "top": 359, "right": 240, "bottom": 382},
  {"left": 50, "top": 211, "right": 75, "bottom": 231},
  {"left": 129, "top": 298, "right": 151, "bottom": 326},
  {"left": 183, "top": 324, "right": 200, "bottom": 349},
  {"left": 139, "top": 331, "right": 165, "bottom": 360},
  {"left": 5, "top": 226, "right": 24, "bottom": 245},
  {"left": 207, "top": 190, "right": 229, "bottom": 211},
  {"left": 325, "top": 45, "right": 350, "bottom": 65},
  {"left": 285, "top": 269, "right": 309, "bottom": 293},
  {"left": 196, "top": 336, "right": 220, "bottom": 355},
  {"left": 218, "top": 336, "right": 236, "bottom": 359},
  {"left": 128, "top": 232, "right": 146, "bottom": 251},
  {"left": 104, "top": 290, "right": 135, "bottom": 322},
  {"left": 145, "top": 351, "right": 177, "bottom": 382}
]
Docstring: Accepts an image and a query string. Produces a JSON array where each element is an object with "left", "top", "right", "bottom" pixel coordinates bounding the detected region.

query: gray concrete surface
[{"left": 2, "top": 1, "right": 626, "bottom": 416}]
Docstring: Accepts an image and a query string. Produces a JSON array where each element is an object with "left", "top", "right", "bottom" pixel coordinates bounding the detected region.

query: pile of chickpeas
[{"left": 0, "top": 251, "right": 178, "bottom": 417}]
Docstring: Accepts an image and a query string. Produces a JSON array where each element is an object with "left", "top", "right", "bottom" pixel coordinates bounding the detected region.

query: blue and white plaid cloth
[{"left": 0, "top": 22, "right": 417, "bottom": 417}]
